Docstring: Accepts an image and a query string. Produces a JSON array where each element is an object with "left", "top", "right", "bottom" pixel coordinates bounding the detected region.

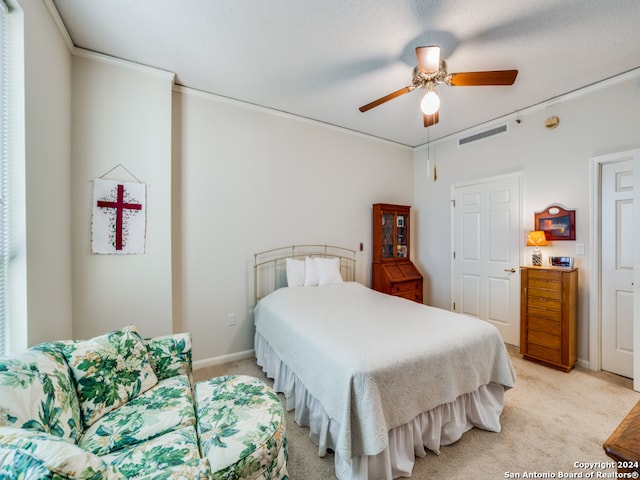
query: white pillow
[
  {"left": 303, "top": 256, "right": 318, "bottom": 287},
  {"left": 315, "top": 257, "right": 344, "bottom": 286},
  {"left": 286, "top": 258, "right": 305, "bottom": 287}
]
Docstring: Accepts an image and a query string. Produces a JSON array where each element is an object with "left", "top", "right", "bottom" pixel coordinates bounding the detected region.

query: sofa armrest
[
  {"left": 0, "top": 426, "right": 124, "bottom": 479},
  {"left": 144, "top": 333, "right": 193, "bottom": 382}
]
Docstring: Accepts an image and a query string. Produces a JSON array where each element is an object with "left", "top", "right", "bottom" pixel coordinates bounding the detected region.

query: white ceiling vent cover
[{"left": 458, "top": 124, "right": 508, "bottom": 147}]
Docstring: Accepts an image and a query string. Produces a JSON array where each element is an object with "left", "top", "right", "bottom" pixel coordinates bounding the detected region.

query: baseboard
[
  {"left": 576, "top": 357, "right": 590, "bottom": 371},
  {"left": 193, "top": 349, "right": 255, "bottom": 371}
]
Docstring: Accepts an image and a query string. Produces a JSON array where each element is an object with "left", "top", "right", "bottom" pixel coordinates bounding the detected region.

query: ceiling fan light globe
[{"left": 420, "top": 91, "right": 440, "bottom": 115}]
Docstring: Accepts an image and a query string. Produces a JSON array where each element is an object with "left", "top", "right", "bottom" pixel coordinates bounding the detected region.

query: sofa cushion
[
  {"left": 144, "top": 333, "right": 193, "bottom": 382},
  {"left": 195, "top": 375, "right": 287, "bottom": 478},
  {"left": 79, "top": 374, "right": 196, "bottom": 456},
  {"left": 63, "top": 325, "right": 158, "bottom": 427},
  {"left": 0, "top": 426, "right": 124, "bottom": 479},
  {"left": 102, "top": 425, "right": 210, "bottom": 479},
  {"left": 0, "top": 445, "right": 54, "bottom": 479},
  {"left": 0, "top": 345, "right": 82, "bottom": 443}
]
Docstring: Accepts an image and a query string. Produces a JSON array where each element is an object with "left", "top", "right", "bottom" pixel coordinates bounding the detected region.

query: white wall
[
  {"left": 413, "top": 72, "right": 640, "bottom": 365},
  {"left": 70, "top": 52, "right": 175, "bottom": 340},
  {"left": 17, "top": 0, "right": 73, "bottom": 347},
  {"left": 173, "top": 88, "right": 413, "bottom": 363}
]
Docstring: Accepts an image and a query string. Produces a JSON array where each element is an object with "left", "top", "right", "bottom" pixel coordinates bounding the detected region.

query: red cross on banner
[
  {"left": 92, "top": 179, "right": 146, "bottom": 254},
  {"left": 97, "top": 184, "right": 142, "bottom": 250}
]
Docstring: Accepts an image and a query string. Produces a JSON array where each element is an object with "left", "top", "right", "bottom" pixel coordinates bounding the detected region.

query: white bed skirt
[{"left": 254, "top": 332, "right": 506, "bottom": 480}]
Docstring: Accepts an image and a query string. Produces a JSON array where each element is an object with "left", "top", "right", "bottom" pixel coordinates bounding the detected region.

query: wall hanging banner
[{"left": 92, "top": 178, "right": 147, "bottom": 254}]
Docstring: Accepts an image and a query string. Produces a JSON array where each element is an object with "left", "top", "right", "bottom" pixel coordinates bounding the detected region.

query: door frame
[
  {"left": 450, "top": 171, "right": 524, "bottom": 343},
  {"left": 589, "top": 149, "right": 640, "bottom": 389}
]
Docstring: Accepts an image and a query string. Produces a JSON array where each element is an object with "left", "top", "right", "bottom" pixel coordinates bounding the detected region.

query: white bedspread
[{"left": 253, "top": 282, "right": 516, "bottom": 461}]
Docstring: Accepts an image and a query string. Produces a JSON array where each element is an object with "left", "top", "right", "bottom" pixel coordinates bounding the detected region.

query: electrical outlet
[
  {"left": 576, "top": 243, "right": 585, "bottom": 255},
  {"left": 227, "top": 313, "right": 236, "bottom": 326}
]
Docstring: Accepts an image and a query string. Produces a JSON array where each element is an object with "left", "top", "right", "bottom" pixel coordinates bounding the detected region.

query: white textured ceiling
[{"left": 51, "top": 0, "right": 640, "bottom": 148}]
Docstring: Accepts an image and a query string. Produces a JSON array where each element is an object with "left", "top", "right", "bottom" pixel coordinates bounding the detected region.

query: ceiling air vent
[{"left": 458, "top": 124, "right": 508, "bottom": 147}]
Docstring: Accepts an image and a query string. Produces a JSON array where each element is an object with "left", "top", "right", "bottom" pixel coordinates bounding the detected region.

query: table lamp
[{"left": 526, "top": 230, "right": 547, "bottom": 266}]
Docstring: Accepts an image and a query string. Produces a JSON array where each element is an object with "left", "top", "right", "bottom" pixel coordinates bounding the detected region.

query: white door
[
  {"left": 452, "top": 174, "right": 521, "bottom": 345},
  {"left": 601, "top": 159, "right": 634, "bottom": 378}
]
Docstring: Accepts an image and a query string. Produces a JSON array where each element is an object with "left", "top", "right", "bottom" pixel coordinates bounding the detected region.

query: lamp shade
[{"left": 526, "top": 230, "right": 548, "bottom": 247}]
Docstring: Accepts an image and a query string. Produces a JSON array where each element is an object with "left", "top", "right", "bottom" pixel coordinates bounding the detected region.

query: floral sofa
[{"left": 0, "top": 325, "right": 288, "bottom": 479}]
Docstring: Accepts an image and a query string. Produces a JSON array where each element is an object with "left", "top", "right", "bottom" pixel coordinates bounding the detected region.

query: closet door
[
  {"left": 601, "top": 158, "right": 634, "bottom": 378},
  {"left": 452, "top": 173, "right": 521, "bottom": 346}
]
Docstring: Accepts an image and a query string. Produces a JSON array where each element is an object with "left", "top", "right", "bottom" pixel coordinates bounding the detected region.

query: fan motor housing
[{"left": 412, "top": 60, "right": 449, "bottom": 88}]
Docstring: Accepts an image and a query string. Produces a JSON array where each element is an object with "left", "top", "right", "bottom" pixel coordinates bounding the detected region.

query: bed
[{"left": 253, "top": 245, "right": 516, "bottom": 480}]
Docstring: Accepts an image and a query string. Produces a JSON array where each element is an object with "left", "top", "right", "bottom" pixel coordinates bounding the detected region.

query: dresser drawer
[
  {"left": 528, "top": 277, "right": 561, "bottom": 291},
  {"left": 527, "top": 304, "right": 561, "bottom": 321},
  {"left": 527, "top": 342, "right": 562, "bottom": 364},
  {"left": 528, "top": 329, "right": 561, "bottom": 349},
  {"left": 396, "top": 289, "right": 423, "bottom": 303},
  {"left": 528, "top": 269, "right": 562, "bottom": 282},
  {"left": 528, "top": 315, "right": 561, "bottom": 335},
  {"left": 527, "top": 286, "right": 562, "bottom": 301},
  {"left": 392, "top": 280, "right": 422, "bottom": 293},
  {"left": 528, "top": 295, "right": 561, "bottom": 311}
]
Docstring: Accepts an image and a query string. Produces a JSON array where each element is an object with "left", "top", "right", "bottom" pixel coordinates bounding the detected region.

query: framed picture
[
  {"left": 397, "top": 216, "right": 405, "bottom": 228},
  {"left": 534, "top": 205, "right": 575, "bottom": 241}
]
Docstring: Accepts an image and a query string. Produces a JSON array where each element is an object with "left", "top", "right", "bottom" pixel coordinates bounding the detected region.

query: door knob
[{"left": 504, "top": 268, "right": 516, "bottom": 273}]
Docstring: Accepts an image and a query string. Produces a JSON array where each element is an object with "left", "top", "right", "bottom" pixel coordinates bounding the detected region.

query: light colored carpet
[{"left": 194, "top": 346, "right": 640, "bottom": 479}]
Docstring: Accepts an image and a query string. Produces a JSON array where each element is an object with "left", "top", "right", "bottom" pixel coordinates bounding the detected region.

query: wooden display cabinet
[{"left": 372, "top": 203, "right": 423, "bottom": 303}]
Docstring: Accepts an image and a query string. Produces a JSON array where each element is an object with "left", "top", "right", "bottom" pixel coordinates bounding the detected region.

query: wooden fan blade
[
  {"left": 424, "top": 111, "right": 439, "bottom": 127},
  {"left": 448, "top": 70, "right": 518, "bottom": 86},
  {"left": 416, "top": 46, "right": 440, "bottom": 74},
  {"left": 359, "top": 86, "right": 413, "bottom": 112}
]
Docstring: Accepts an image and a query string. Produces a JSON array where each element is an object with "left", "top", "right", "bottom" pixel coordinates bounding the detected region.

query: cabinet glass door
[
  {"left": 381, "top": 213, "right": 395, "bottom": 258},
  {"left": 396, "top": 214, "right": 408, "bottom": 258}
]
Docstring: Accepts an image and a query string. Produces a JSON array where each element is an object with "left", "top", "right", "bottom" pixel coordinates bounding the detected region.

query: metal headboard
[{"left": 253, "top": 244, "right": 356, "bottom": 304}]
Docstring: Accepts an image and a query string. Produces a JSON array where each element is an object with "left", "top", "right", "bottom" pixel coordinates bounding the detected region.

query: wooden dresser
[
  {"left": 372, "top": 203, "right": 423, "bottom": 303},
  {"left": 520, "top": 266, "right": 578, "bottom": 372}
]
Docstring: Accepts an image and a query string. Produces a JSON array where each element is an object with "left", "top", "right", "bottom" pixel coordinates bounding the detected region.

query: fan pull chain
[
  {"left": 433, "top": 148, "right": 437, "bottom": 182},
  {"left": 427, "top": 129, "right": 430, "bottom": 179},
  {"left": 427, "top": 129, "right": 437, "bottom": 182}
]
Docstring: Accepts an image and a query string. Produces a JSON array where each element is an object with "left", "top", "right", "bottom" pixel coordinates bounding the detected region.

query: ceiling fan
[{"left": 359, "top": 46, "right": 518, "bottom": 127}]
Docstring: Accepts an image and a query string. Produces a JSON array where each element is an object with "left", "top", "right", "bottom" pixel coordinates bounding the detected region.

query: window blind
[{"left": 0, "top": 5, "right": 8, "bottom": 355}]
